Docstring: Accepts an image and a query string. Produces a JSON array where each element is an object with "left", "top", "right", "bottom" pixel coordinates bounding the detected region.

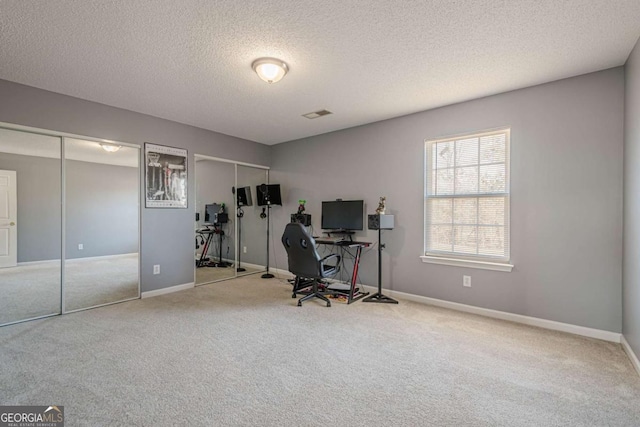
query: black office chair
[{"left": 281, "top": 223, "right": 341, "bottom": 307}]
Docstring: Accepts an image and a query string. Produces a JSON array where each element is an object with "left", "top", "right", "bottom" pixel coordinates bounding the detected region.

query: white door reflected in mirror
[{"left": 0, "top": 169, "right": 17, "bottom": 268}]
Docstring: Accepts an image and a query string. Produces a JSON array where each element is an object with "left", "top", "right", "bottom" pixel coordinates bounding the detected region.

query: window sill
[{"left": 420, "top": 256, "right": 513, "bottom": 272}]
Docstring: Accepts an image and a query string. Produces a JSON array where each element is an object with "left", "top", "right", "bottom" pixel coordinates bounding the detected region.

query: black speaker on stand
[{"left": 363, "top": 214, "right": 398, "bottom": 304}]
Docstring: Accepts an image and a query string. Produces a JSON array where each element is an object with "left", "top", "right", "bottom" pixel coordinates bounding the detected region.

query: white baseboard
[
  {"left": 361, "top": 285, "right": 621, "bottom": 343},
  {"left": 18, "top": 253, "right": 138, "bottom": 266},
  {"left": 621, "top": 335, "right": 640, "bottom": 377},
  {"left": 236, "top": 261, "right": 266, "bottom": 271},
  {"left": 17, "top": 259, "right": 60, "bottom": 266},
  {"left": 141, "top": 282, "right": 194, "bottom": 299},
  {"left": 67, "top": 253, "right": 138, "bottom": 263}
]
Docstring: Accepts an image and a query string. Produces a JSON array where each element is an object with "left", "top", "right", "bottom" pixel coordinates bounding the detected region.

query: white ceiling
[{"left": 1, "top": 1, "right": 639, "bottom": 145}]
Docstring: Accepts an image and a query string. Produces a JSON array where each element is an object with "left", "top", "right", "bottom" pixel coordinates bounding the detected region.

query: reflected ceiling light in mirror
[
  {"left": 252, "top": 58, "right": 289, "bottom": 84},
  {"left": 100, "top": 143, "right": 121, "bottom": 153}
]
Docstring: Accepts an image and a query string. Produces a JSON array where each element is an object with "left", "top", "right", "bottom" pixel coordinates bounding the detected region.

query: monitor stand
[{"left": 324, "top": 230, "right": 355, "bottom": 241}]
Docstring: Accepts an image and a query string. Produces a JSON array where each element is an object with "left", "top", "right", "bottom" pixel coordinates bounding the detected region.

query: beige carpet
[
  {"left": 1, "top": 274, "right": 638, "bottom": 426},
  {"left": 0, "top": 254, "right": 138, "bottom": 325}
]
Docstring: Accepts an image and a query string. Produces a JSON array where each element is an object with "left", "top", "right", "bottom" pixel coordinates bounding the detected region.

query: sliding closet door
[
  {"left": 63, "top": 138, "right": 140, "bottom": 311},
  {"left": 236, "top": 165, "right": 267, "bottom": 276},
  {"left": 194, "top": 158, "right": 236, "bottom": 285},
  {"left": 0, "top": 127, "right": 62, "bottom": 326}
]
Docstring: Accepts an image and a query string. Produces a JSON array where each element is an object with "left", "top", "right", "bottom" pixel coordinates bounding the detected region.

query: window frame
[{"left": 422, "top": 128, "right": 513, "bottom": 272}]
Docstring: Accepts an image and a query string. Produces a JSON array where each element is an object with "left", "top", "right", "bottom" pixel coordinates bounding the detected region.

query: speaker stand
[{"left": 363, "top": 227, "right": 398, "bottom": 304}]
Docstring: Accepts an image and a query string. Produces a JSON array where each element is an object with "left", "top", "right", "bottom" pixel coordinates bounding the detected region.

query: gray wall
[
  {"left": 271, "top": 68, "right": 624, "bottom": 333},
  {"left": 0, "top": 153, "right": 138, "bottom": 262},
  {"left": 624, "top": 38, "right": 640, "bottom": 356},
  {"left": 0, "top": 78, "right": 271, "bottom": 292},
  {"left": 0, "top": 153, "right": 61, "bottom": 263},
  {"left": 65, "top": 159, "right": 138, "bottom": 259}
]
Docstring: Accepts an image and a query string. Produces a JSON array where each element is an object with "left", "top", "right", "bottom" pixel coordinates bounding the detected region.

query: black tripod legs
[{"left": 363, "top": 292, "right": 398, "bottom": 304}]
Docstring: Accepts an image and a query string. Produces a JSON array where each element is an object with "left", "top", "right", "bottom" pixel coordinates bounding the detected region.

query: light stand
[
  {"left": 363, "top": 215, "right": 398, "bottom": 304},
  {"left": 237, "top": 205, "right": 246, "bottom": 272},
  {"left": 261, "top": 203, "right": 274, "bottom": 279}
]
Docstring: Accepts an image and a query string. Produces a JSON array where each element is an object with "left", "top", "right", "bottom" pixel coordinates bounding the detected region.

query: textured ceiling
[{"left": 1, "top": 1, "right": 639, "bottom": 145}]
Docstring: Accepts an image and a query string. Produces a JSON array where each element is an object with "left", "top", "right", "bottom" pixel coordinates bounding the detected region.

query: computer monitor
[
  {"left": 237, "top": 186, "right": 253, "bottom": 206},
  {"left": 204, "top": 203, "right": 228, "bottom": 224},
  {"left": 321, "top": 200, "right": 364, "bottom": 231},
  {"left": 256, "top": 184, "right": 282, "bottom": 206}
]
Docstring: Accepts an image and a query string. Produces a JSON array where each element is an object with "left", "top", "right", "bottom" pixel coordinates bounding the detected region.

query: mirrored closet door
[
  {"left": 194, "top": 157, "right": 268, "bottom": 285},
  {"left": 0, "top": 127, "right": 62, "bottom": 326},
  {"left": 63, "top": 138, "right": 140, "bottom": 312},
  {"left": 195, "top": 158, "right": 237, "bottom": 284},
  {"left": 0, "top": 123, "right": 141, "bottom": 327}
]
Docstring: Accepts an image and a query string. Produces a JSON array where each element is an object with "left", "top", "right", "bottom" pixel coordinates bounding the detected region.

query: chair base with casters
[
  {"left": 281, "top": 223, "right": 341, "bottom": 307},
  {"left": 292, "top": 276, "right": 331, "bottom": 307}
]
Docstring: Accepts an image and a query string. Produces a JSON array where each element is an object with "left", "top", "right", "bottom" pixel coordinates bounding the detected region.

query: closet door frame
[
  {"left": 0, "top": 121, "right": 141, "bottom": 322},
  {"left": 193, "top": 154, "right": 269, "bottom": 285}
]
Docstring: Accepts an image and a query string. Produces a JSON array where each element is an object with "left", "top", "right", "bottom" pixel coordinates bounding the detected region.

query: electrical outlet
[
  {"left": 78, "top": 243, "right": 83, "bottom": 250},
  {"left": 243, "top": 246, "right": 247, "bottom": 254},
  {"left": 463, "top": 275, "right": 471, "bottom": 287},
  {"left": 153, "top": 265, "right": 160, "bottom": 275}
]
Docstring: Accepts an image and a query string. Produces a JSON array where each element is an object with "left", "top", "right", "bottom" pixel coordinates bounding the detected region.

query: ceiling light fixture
[
  {"left": 252, "top": 57, "right": 289, "bottom": 84},
  {"left": 100, "top": 143, "right": 121, "bottom": 153}
]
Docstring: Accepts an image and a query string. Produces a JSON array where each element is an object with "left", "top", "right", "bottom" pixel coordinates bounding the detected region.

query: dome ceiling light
[{"left": 252, "top": 58, "right": 289, "bottom": 84}]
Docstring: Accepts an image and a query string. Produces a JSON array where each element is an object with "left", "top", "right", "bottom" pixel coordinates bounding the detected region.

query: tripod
[{"left": 363, "top": 227, "right": 398, "bottom": 304}]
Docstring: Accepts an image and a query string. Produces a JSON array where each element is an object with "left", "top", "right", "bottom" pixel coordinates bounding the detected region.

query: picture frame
[{"left": 144, "top": 143, "right": 188, "bottom": 208}]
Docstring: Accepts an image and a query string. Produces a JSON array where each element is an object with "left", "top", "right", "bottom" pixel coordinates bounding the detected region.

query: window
[{"left": 423, "top": 128, "right": 511, "bottom": 271}]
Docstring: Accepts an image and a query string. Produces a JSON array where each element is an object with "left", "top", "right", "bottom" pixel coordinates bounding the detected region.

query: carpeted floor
[
  {"left": 1, "top": 273, "right": 639, "bottom": 426},
  {"left": 0, "top": 254, "right": 138, "bottom": 325}
]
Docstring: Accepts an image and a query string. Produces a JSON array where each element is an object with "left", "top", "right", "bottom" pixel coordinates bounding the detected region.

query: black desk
[{"left": 313, "top": 238, "right": 371, "bottom": 304}]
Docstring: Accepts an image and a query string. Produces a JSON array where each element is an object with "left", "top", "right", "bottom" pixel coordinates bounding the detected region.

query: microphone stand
[
  {"left": 261, "top": 202, "right": 274, "bottom": 279},
  {"left": 237, "top": 205, "right": 246, "bottom": 272}
]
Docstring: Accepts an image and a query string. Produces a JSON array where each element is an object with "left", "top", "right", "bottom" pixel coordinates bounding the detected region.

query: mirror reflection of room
[
  {"left": 0, "top": 129, "right": 141, "bottom": 325},
  {"left": 236, "top": 165, "right": 268, "bottom": 276},
  {"left": 63, "top": 138, "right": 140, "bottom": 312},
  {"left": 0, "top": 128, "right": 62, "bottom": 325},
  {"left": 195, "top": 158, "right": 236, "bottom": 285}
]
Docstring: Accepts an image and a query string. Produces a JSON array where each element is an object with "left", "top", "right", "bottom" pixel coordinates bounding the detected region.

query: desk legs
[{"left": 346, "top": 246, "right": 369, "bottom": 304}]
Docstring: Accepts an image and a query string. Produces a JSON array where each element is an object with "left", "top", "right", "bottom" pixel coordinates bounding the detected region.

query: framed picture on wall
[{"left": 144, "top": 143, "right": 188, "bottom": 208}]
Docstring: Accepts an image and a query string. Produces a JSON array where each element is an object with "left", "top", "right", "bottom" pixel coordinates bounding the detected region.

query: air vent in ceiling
[{"left": 302, "top": 109, "right": 333, "bottom": 119}]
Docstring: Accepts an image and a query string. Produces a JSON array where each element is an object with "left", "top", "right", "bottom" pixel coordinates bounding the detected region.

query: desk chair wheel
[
  {"left": 297, "top": 301, "right": 302, "bottom": 307},
  {"left": 326, "top": 301, "right": 331, "bottom": 307},
  {"left": 292, "top": 293, "right": 296, "bottom": 298}
]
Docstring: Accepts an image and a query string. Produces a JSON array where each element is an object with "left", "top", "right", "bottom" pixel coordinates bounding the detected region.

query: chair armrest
[{"left": 320, "top": 253, "right": 341, "bottom": 269}]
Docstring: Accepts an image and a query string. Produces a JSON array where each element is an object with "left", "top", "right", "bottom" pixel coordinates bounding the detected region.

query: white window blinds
[{"left": 425, "top": 129, "right": 510, "bottom": 261}]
